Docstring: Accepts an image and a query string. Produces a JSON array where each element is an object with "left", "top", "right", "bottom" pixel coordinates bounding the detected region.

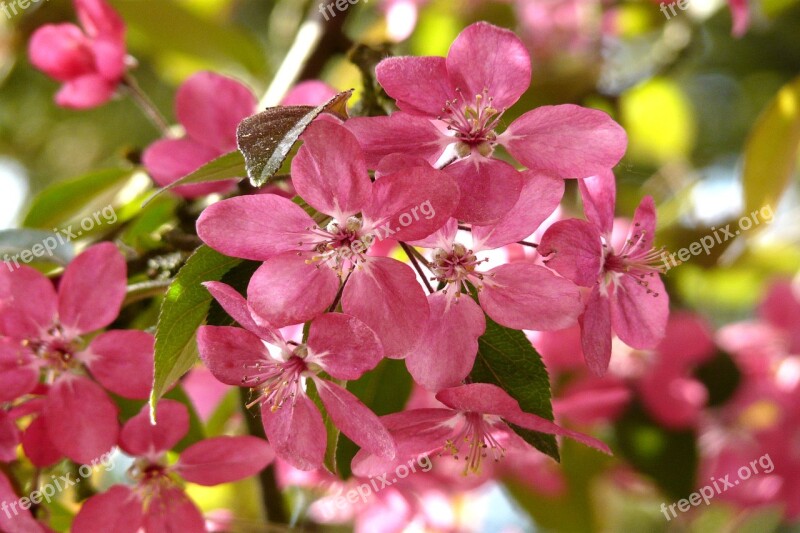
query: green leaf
[
  {"left": 742, "top": 75, "right": 800, "bottom": 227},
  {"left": 150, "top": 245, "right": 242, "bottom": 418},
  {"left": 23, "top": 168, "right": 132, "bottom": 229},
  {"left": 145, "top": 151, "right": 246, "bottom": 205},
  {"left": 306, "top": 375, "right": 341, "bottom": 475},
  {"left": 237, "top": 90, "right": 352, "bottom": 187},
  {"left": 614, "top": 402, "right": 698, "bottom": 500},
  {"left": 110, "top": 1, "right": 268, "bottom": 76},
  {"left": 335, "top": 359, "right": 414, "bottom": 479},
  {"left": 0, "top": 229, "right": 75, "bottom": 267},
  {"left": 469, "top": 313, "right": 559, "bottom": 460}
]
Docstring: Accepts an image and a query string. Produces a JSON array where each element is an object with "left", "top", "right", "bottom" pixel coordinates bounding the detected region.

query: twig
[{"left": 122, "top": 74, "right": 171, "bottom": 136}]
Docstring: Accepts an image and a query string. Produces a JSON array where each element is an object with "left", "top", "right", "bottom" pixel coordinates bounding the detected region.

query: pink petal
[
  {"left": 656, "top": 312, "right": 715, "bottom": 368},
  {"left": 292, "top": 121, "right": 372, "bottom": 219},
  {"left": 627, "top": 196, "right": 657, "bottom": 250},
  {"left": 728, "top": 0, "right": 750, "bottom": 37},
  {"left": 203, "top": 281, "right": 276, "bottom": 338},
  {"left": 501, "top": 104, "right": 627, "bottom": 178},
  {"left": 58, "top": 242, "right": 126, "bottom": 335},
  {"left": 142, "top": 487, "right": 206, "bottom": 533},
  {"left": 639, "top": 372, "right": 707, "bottom": 429},
  {"left": 247, "top": 252, "right": 340, "bottom": 327},
  {"left": 342, "top": 257, "right": 429, "bottom": 358},
  {"left": 444, "top": 158, "right": 522, "bottom": 226},
  {"left": 197, "top": 325, "right": 271, "bottom": 386},
  {"left": 538, "top": 219, "right": 603, "bottom": 287},
  {"left": 261, "top": 394, "right": 326, "bottom": 471},
  {"left": 44, "top": 376, "right": 118, "bottom": 464},
  {"left": 315, "top": 379, "right": 396, "bottom": 460},
  {"left": 610, "top": 274, "right": 669, "bottom": 349},
  {"left": 578, "top": 171, "right": 616, "bottom": 236},
  {"left": 0, "top": 339, "right": 39, "bottom": 402},
  {"left": 89, "top": 35, "right": 126, "bottom": 81},
  {"left": 306, "top": 313, "right": 383, "bottom": 380},
  {"left": 0, "top": 411, "right": 20, "bottom": 463},
  {"left": 0, "top": 265, "right": 57, "bottom": 339},
  {"left": 376, "top": 56, "right": 455, "bottom": 116},
  {"left": 54, "top": 74, "right": 117, "bottom": 109},
  {"left": 478, "top": 263, "right": 583, "bottom": 331},
  {"left": 142, "top": 137, "right": 235, "bottom": 198},
  {"left": 83, "top": 330, "right": 154, "bottom": 399},
  {"left": 120, "top": 400, "right": 188, "bottom": 458},
  {"left": 21, "top": 416, "right": 62, "bottom": 467},
  {"left": 176, "top": 436, "right": 274, "bottom": 485},
  {"left": 362, "top": 165, "right": 460, "bottom": 242},
  {"left": 72, "top": 486, "right": 143, "bottom": 533},
  {"left": 405, "top": 294, "right": 485, "bottom": 390},
  {"left": 75, "top": 0, "right": 125, "bottom": 40},
  {"left": 472, "top": 171, "right": 564, "bottom": 250},
  {"left": 445, "top": 22, "right": 531, "bottom": 110},
  {"left": 0, "top": 471, "right": 47, "bottom": 533},
  {"left": 196, "top": 194, "right": 316, "bottom": 261},
  {"left": 281, "top": 80, "right": 337, "bottom": 105},
  {"left": 28, "top": 24, "right": 94, "bottom": 81},
  {"left": 176, "top": 71, "right": 257, "bottom": 153},
  {"left": 580, "top": 286, "right": 612, "bottom": 376},
  {"left": 346, "top": 113, "right": 448, "bottom": 168}
]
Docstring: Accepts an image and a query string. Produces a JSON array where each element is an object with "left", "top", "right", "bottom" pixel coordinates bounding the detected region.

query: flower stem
[
  {"left": 122, "top": 74, "right": 172, "bottom": 136},
  {"left": 400, "top": 242, "right": 435, "bottom": 294}
]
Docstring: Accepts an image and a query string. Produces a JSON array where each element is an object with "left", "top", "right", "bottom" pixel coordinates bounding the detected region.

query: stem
[
  {"left": 122, "top": 74, "right": 171, "bottom": 136},
  {"left": 400, "top": 242, "right": 434, "bottom": 294},
  {"left": 327, "top": 271, "right": 351, "bottom": 312},
  {"left": 518, "top": 240, "right": 539, "bottom": 248},
  {"left": 239, "top": 389, "right": 289, "bottom": 525}
]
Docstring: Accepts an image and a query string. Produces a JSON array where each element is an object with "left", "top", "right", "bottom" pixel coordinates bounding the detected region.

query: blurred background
[{"left": 2, "top": 0, "right": 800, "bottom": 531}]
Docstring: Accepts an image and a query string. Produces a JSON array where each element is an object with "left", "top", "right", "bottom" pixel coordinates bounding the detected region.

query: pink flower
[
  {"left": 197, "top": 120, "right": 459, "bottom": 357},
  {"left": 196, "top": 281, "right": 396, "bottom": 471},
  {"left": 0, "top": 243, "right": 154, "bottom": 464},
  {"left": 405, "top": 190, "right": 584, "bottom": 389},
  {"left": 281, "top": 80, "right": 338, "bottom": 106},
  {"left": 0, "top": 470, "right": 48, "bottom": 532},
  {"left": 346, "top": 21, "right": 627, "bottom": 224},
  {"left": 352, "top": 383, "right": 610, "bottom": 477},
  {"left": 71, "top": 400, "right": 274, "bottom": 533},
  {"left": 538, "top": 171, "right": 669, "bottom": 375},
  {"left": 28, "top": 0, "right": 126, "bottom": 109},
  {"left": 142, "top": 71, "right": 257, "bottom": 198}
]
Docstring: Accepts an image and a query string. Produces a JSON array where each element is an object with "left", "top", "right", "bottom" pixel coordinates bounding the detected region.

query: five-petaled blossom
[
  {"left": 28, "top": 0, "right": 127, "bottom": 109},
  {"left": 197, "top": 120, "right": 459, "bottom": 357},
  {"left": 351, "top": 383, "right": 611, "bottom": 477},
  {"left": 538, "top": 171, "right": 669, "bottom": 375},
  {"left": 346, "top": 21, "right": 627, "bottom": 225},
  {"left": 71, "top": 400, "right": 274, "bottom": 532},
  {"left": 197, "top": 281, "right": 396, "bottom": 470},
  {"left": 0, "top": 243, "right": 153, "bottom": 464}
]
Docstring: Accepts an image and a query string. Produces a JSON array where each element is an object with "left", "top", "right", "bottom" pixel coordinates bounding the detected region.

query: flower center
[
  {"left": 24, "top": 325, "right": 81, "bottom": 373},
  {"left": 443, "top": 412, "right": 505, "bottom": 475},
  {"left": 431, "top": 243, "right": 491, "bottom": 300},
  {"left": 244, "top": 351, "right": 308, "bottom": 412},
  {"left": 304, "top": 216, "right": 373, "bottom": 275},
  {"left": 129, "top": 458, "right": 170, "bottom": 485},
  {"left": 439, "top": 88, "right": 504, "bottom": 158},
  {"left": 603, "top": 223, "right": 666, "bottom": 297}
]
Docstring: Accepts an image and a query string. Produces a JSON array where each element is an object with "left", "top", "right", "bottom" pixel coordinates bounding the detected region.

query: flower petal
[
  {"left": 58, "top": 242, "right": 126, "bottom": 335},
  {"left": 54, "top": 74, "right": 116, "bottom": 109},
  {"left": 282, "top": 80, "right": 337, "bottom": 105},
  {"left": 72, "top": 485, "right": 143, "bottom": 533},
  {"left": 343, "top": 258, "right": 429, "bottom": 358},
  {"left": 346, "top": 113, "right": 448, "bottom": 168},
  {"left": 75, "top": 0, "right": 125, "bottom": 40},
  {"left": 479, "top": 263, "right": 583, "bottom": 331},
  {"left": 28, "top": 24, "right": 94, "bottom": 81},
  {"left": 376, "top": 56, "right": 455, "bottom": 116},
  {"left": 142, "top": 137, "right": 235, "bottom": 198},
  {"left": 176, "top": 436, "right": 274, "bottom": 486},
  {"left": 0, "top": 265, "right": 57, "bottom": 339},
  {"left": 44, "top": 376, "right": 118, "bottom": 464},
  {"left": 196, "top": 194, "right": 316, "bottom": 261},
  {"left": 538, "top": 219, "right": 603, "bottom": 287},
  {"left": 405, "top": 294, "right": 485, "bottom": 390},
  {"left": 315, "top": 379, "right": 396, "bottom": 460},
  {"left": 0, "top": 339, "right": 39, "bottom": 402},
  {"left": 0, "top": 471, "right": 48, "bottom": 533},
  {"left": 142, "top": 487, "right": 206, "bottom": 533},
  {"left": 22, "top": 415, "right": 62, "bottom": 467},
  {"left": 120, "top": 400, "right": 188, "bottom": 458},
  {"left": 611, "top": 274, "right": 669, "bottom": 349},
  {"left": 444, "top": 158, "right": 523, "bottom": 226},
  {"left": 197, "top": 325, "right": 271, "bottom": 386},
  {"left": 176, "top": 71, "right": 256, "bottom": 153},
  {"left": 83, "top": 330, "right": 154, "bottom": 399},
  {"left": 501, "top": 104, "right": 627, "bottom": 178},
  {"left": 292, "top": 121, "right": 372, "bottom": 219},
  {"left": 578, "top": 171, "right": 616, "bottom": 236},
  {"left": 247, "top": 252, "right": 340, "bottom": 328},
  {"left": 306, "top": 313, "right": 383, "bottom": 380},
  {"left": 580, "top": 286, "right": 612, "bottom": 376},
  {"left": 261, "top": 394, "right": 326, "bottom": 471},
  {"left": 446, "top": 22, "right": 531, "bottom": 110},
  {"left": 203, "top": 281, "right": 277, "bottom": 338}
]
